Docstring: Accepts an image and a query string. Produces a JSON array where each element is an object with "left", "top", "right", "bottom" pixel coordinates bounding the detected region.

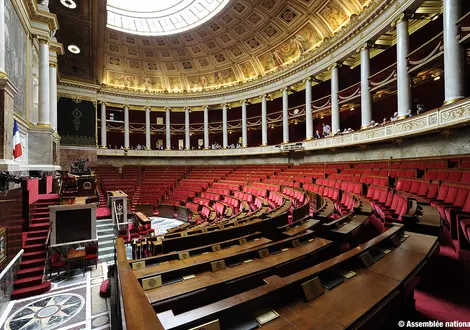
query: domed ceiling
[{"left": 102, "top": 0, "right": 372, "bottom": 93}]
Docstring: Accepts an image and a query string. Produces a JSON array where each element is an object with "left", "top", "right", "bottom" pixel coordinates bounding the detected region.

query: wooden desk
[
  {"left": 67, "top": 248, "right": 86, "bottom": 279},
  {"left": 136, "top": 212, "right": 151, "bottom": 225},
  {"left": 134, "top": 237, "right": 272, "bottom": 279},
  {"left": 146, "top": 238, "right": 333, "bottom": 305},
  {"left": 156, "top": 228, "right": 439, "bottom": 330},
  {"left": 331, "top": 214, "right": 370, "bottom": 236},
  {"left": 74, "top": 197, "right": 87, "bottom": 205},
  {"left": 283, "top": 219, "right": 320, "bottom": 237}
]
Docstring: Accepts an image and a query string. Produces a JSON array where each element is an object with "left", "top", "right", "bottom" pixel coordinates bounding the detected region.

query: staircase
[
  {"left": 97, "top": 219, "right": 116, "bottom": 264},
  {"left": 98, "top": 187, "right": 107, "bottom": 208},
  {"left": 11, "top": 196, "right": 59, "bottom": 300}
]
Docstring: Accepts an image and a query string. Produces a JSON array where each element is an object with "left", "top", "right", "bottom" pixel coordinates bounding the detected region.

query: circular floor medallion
[{"left": 5, "top": 293, "right": 85, "bottom": 330}]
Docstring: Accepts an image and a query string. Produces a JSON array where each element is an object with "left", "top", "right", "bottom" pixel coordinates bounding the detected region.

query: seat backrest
[
  {"left": 444, "top": 186, "right": 458, "bottom": 204},
  {"left": 454, "top": 188, "right": 469, "bottom": 208},
  {"left": 424, "top": 170, "right": 437, "bottom": 180},
  {"left": 396, "top": 179, "right": 405, "bottom": 191},
  {"left": 50, "top": 253, "right": 60, "bottom": 264},
  {"left": 417, "top": 182, "right": 429, "bottom": 197},
  {"left": 437, "top": 171, "right": 450, "bottom": 181},
  {"left": 402, "top": 180, "right": 412, "bottom": 192},
  {"left": 462, "top": 172, "right": 470, "bottom": 184},
  {"left": 448, "top": 171, "right": 463, "bottom": 182},
  {"left": 436, "top": 184, "right": 450, "bottom": 201},
  {"left": 385, "top": 191, "right": 394, "bottom": 207},
  {"left": 427, "top": 182, "right": 439, "bottom": 199},
  {"left": 409, "top": 181, "right": 421, "bottom": 194}
]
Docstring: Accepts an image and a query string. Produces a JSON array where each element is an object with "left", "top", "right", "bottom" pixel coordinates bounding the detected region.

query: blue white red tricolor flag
[{"left": 13, "top": 119, "right": 22, "bottom": 159}]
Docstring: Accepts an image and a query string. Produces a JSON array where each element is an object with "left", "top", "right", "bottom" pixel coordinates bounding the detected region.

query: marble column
[
  {"left": 124, "top": 105, "right": 129, "bottom": 149},
  {"left": 204, "top": 106, "right": 209, "bottom": 149},
  {"left": 145, "top": 107, "right": 151, "bottom": 150},
  {"left": 49, "top": 63, "right": 58, "bottom": 131},
  {"left": 100, "top": 102, "right": 107, "bottom": 148},
  {"left": 360, "top": 46, "right": 372, "bottom": 127},
  {"left": 331, "top": 64, "right": 340, "bottom": 134},
  {"left": 241, "top": 100, "right": 248, "bottom": 147},
  {"left": 38, "top": 38, "right": 50, "bottom": 127},
  {"left": 185, "top": 107, "right": 190, "bottom": 150},
  {"left": 165, "top": 107, "right": 171, "bottom": 150},
  {"left": 443, "top": 0, "right": 465, "bottom": 104},
  {"left": 396, "top": 16, "right": 411, "bottom": 119},
  {"left": 261, "top": 95, "right": 268, "bottom": 146},
  {"left": 282, "top": 88, "right": 289, "bottom": 143},
  {"left": 0, "top": 0, "right": 5, "bottom": 75},
  {"left": 305, "top": 78, "right": 313, "bottom": 140},
  {"left": 222, "top": 103, "right": 228, "bottom": 148}
]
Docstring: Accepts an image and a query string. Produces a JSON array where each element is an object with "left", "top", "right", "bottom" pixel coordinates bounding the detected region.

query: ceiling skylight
[{"left": 106, "top": 0, "right": 231, "bottom": 36}]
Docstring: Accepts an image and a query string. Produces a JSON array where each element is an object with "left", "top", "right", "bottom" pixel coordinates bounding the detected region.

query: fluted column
[
  {"left": 100, "top": 102, "right": 107, "bottom": 148},
  {"left": 330, "top": 64, "right": 340, "bottom": 133},
  {"left": 360, "top": 45, "right": 372, "bottom": 127},
  {"left": 145, "top": 107, "right": 151, "bottom": 150},
  {"left": 222, "top": 103, "right": 228, "bottom": 148},
  {"left": 0, "top": 0, "right": 5, "bottom": 74},
  {"left": 241, "top": 100, "right": 248, "bottom": 147},
  {"left": 185, "top": 107, "right": 190, "bottom": 150},
  {"left": 204, "top": 106, "right": 209, "bottom": 149},
  {"left": 282, "top": 88, "right": 289, "bottom": 143},
  {"left": 261, "top": 95, "right": 268, "bottom": 146},
  {"left": 443, "top": 0, "right": 465, "bottom": 104},
  {"left": 49, "top": 63, "right": 58, "bottom": 131},
  {"left": 395, "top": 16, "right": 411, "bottom": 119},
  {"left": 124, "top": 105, "right": 129, "bottom": 149},
  {"left": 38, "top": 37, "right": 50, "bottom": 127},
  {"left": 305, "top": 78, "right": 313, "bottom": 140},
  {"left": 165, "top": 107, "right": 171, "bottom": 150}
]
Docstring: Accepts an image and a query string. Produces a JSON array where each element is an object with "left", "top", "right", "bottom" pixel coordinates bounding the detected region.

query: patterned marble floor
[
  {"left": 150, "top": 217, "right": 185, "bottom": 236},
  {"left": 0, "top": 262, "right": 111, "bottom": 330}
]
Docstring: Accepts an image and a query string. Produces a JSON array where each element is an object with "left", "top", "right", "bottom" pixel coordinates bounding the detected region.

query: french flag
[{"left": 13, "top": 119, "right": 22, "bottom": 159}]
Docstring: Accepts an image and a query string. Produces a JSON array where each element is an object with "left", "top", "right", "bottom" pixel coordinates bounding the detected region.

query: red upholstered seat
[{"left": 100, "top": 279, "right": 110, "bottom": 298}]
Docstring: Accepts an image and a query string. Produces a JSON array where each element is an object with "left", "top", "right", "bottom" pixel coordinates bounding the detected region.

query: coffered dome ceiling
[{"left": 102, "top": 0, "right": 372, "bottom": 93}]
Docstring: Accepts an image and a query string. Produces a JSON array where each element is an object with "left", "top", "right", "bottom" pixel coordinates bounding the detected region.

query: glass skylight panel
[{"left": 106, "top": 0, "right": 230, "bottom": 36}]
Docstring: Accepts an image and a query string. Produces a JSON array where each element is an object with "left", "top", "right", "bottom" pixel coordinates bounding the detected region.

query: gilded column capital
[
  {"left": 328, "top": 62, "right": 342, "bottom": 71},
  {"left": 391, "top": 13, "right": 410, "bottom": 28},
  {"left": 37, "top": 36, "right": 49, "bottom": 44}
]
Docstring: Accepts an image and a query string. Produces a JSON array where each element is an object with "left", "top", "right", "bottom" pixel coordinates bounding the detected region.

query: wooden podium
[{"left": 110, "top": 191, "right": 128, "bottom": 227}]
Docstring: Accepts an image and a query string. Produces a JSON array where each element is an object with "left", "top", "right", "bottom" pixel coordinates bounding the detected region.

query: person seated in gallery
[
  {"left": 322, "top": 123, "right": 331, "bottom": 137},
  {"left": 198, "top": 144, "right": 203, "bottom": 150},
  {"left": 347, "top": 128, "right": 354, "bottom": 132},
  {"left": 407, "top": 109, "right": 413, "bottom": 118},
  {"left": 179, "top": 146, "right": 184, "bottom": 150},
  {"left": 236, "top": 143, "right": 242, "bottom": 148},
  {"left": 342, "top": 128, "right": 349, "bottom": 134},
  {"left": 368, "top": 120, "right": 379, "bottom": 128},
  {"left": 334, "top": 129, "right": 342, "bottom": 136},
  {"left": 120, "top": 145, "right": 124, "bottom": 149},
  {"left": 417, "top": 103, "right": 426, "bottom": 114},
  {"left": 313, "top": 130, "right": 322, "bottom": 139},
  {"left": 381, "top": 117, "right": 389, "bottom": 126},
  {"left": 390, "top": 112, "right": 399, "bottom": 122}
]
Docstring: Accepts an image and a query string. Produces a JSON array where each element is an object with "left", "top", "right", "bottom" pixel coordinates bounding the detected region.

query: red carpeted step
[
  {"left": 22, "top": 251, "right": 46, "bottom": 261},
  {"left": 27, "top": 230, "right": 49, "bottom": 238},
  {"left": 23, "top": 243, "right": 45, "bottom": 252},
  {"left": 20, "top": 257, "right": 46, "bottom": 269},
  {"left": 31, "top": 218, "right": 50, "bottom": 223},
  {"left": 30, "top": 223, "right": 50, "bottom": 231},
  {"left": 14, "top": 275, "right": 44, "bottom": 288},
  {"left": 11, "top": 281, "right": 51, "bottom": 300},
  {"left": 16, "top": 266, "right": 45, "bottom": 278},
  {"left": 24, "top": 236, "right": 47, "bottom": 245}
]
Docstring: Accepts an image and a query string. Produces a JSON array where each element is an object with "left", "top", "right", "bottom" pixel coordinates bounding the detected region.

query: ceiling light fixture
[
  {"left": 432, "top": 15, "right": 439, "bottom": 21},
  {"left": 67, "top": 45, "right": 80, "bottom": 54},
  {"left": 434, "top": 76, "right": 441, "bottom": 81},
  {"left": 60, "top": 0, "right": 77, "bottom": 9}
]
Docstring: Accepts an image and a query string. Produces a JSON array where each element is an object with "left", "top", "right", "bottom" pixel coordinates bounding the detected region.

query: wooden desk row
[{"left": 157, "top": 227, "right": 439, "bottom": 330}]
